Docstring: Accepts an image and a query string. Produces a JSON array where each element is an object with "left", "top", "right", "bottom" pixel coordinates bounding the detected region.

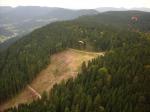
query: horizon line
[{"left": 0, "top": 5, "right": 150, "bottom": 10}]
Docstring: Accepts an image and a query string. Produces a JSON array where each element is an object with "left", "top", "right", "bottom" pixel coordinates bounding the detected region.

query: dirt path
[{"left": 0, "top": 49, "right": 104, "bottom": 111}]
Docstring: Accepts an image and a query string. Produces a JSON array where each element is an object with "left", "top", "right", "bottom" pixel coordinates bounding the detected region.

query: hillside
[
  {"left": 0, "top": 11, "right": 150, "bottom": 112},
  {"left": 6, "top": 33, "right": 150, "bottom": 112},
  {"left": 76, "top": 11, "right": 150, "bottom": 31},
  {"left": 6, "top": 32, "right": 150, "bottom": 112},
  {"left": 1, "top": 10, "right": 150, "bottom": 51},
  {"left": 0, "top": 49, "right": 103, "bottom": 111}
]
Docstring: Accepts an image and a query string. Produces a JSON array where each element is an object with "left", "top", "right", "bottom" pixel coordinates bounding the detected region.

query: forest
[
  {"left": 7, "top": 31, "right": 150, "bottom": 112},
  {"left": 0, "top": 11, "right": 150, "bottom": 112}
]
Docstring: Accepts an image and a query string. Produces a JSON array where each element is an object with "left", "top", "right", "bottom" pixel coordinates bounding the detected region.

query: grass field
[{"left": 0, "top": 49, "right": 104, "bottom": 111}]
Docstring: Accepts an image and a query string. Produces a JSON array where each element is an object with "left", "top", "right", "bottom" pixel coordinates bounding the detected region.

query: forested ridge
[
  {"left": 7, "top": 32, "right": 150, "bottom": 112},
  {"left": 76, "top": 11, "right": 150, "bottom": 31},
  {"left": 0, "top": 11, "right": 150, "bottom": 111}
]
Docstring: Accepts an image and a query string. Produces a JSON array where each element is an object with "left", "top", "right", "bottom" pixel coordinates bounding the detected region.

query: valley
[
  {"left": 0, "top": 6, "right": 98, "bottom": 43},
  {"left": 0, "top": 49, "right": 103, "bottom": 111}
]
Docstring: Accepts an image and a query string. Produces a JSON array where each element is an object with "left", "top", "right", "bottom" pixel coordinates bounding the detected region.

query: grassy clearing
[{"left": 0, "top": 49, "right": 104, "bottom": 111}]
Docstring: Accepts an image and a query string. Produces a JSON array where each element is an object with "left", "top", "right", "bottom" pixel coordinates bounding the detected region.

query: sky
[{"left": 0, "top": 0, "right": 150, "bottom": 9}]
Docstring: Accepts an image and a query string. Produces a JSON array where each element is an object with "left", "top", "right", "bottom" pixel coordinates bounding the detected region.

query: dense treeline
[
  {"left": 0, "top": 11, "right": 150, "bottom": 111},
  {"left": 7, "top": 30, "right": 150, "bottom": 112}
]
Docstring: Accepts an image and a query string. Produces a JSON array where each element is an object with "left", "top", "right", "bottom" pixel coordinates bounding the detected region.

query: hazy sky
[{"left": 0, "top": 0, "right": 150, "bottom": 9}]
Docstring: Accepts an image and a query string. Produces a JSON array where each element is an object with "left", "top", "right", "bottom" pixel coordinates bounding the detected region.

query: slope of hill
[
  {"left": 0, "top": 6, "right": 98, "bottom": 42},
  {"left": 11, "top": 39, "right": 150, "bottom": 112},
  {"left": 77, "top": 11, "right": 150, "bottom": 31},
  {"left": 0, "top": 35, "right": 22, "bottom": 52},
  {"left": 8, "top": 40, "right": 150, "bottom": 112},
  {"left": 0, "top": 49, "right": 103, "bottom": 111},
  {"left": 0, "top": 11, "right": 150, "bottom": 112}
]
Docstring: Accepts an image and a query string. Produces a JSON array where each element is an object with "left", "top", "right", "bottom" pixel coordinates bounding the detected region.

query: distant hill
[
  {"left": 96, "top": 7, "right": 150, "bottom": 12},
  {"left": 95, "top": 7, "right": 127, "bottom": 12},
  {"left": 0, "top": 6, "right": 12, "bottom": 14},
  {"left": 131, "top": 7, "right": 150, "bottom": 12},
  {"left": 0, "top": 6, "right": 98, "bottom": 42}
]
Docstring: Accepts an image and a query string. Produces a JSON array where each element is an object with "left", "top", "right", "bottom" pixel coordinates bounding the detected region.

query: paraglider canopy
[
  {"left": 78, "top": 40, "right": 86, "bottom": 49},
  {"left": 131, "top": 16, "right": 139, "bottom": 21},
  {"left": 78, "top": 41, "right": 84, "bottom": 44}
]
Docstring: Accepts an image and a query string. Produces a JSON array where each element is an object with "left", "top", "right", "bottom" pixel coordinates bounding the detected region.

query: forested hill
[
  {"left": 76, "top": 11, "right": 150, "bottom": 31},
  {"left": 8, "top": 36, "right": 150, "bottom": 112},
  {"left": 0, "top": 11, "right": 150, "bottom": 112}
]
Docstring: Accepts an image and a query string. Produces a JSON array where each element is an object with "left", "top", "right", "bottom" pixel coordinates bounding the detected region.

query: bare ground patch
[{"left": 0, "top": 49, "right": 104, "bottom": 111}]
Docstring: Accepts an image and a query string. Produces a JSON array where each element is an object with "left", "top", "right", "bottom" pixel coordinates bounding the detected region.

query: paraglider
[
  {"left": 131, "top": 16, "right": 139, "bottom": 21},
  {"left": 78, "top": 41, "right": 84, "bottom": 44},
  {"left": 128, "top": 15, "right": 140, "bottom": 32},
  {"left": 78, "top": 40, "right": 86, "bottom": 49}
]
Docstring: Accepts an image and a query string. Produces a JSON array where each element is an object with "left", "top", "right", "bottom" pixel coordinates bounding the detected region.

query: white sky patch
[{"left": 0, "top": 0, "right": 150, "bottom": 9}]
